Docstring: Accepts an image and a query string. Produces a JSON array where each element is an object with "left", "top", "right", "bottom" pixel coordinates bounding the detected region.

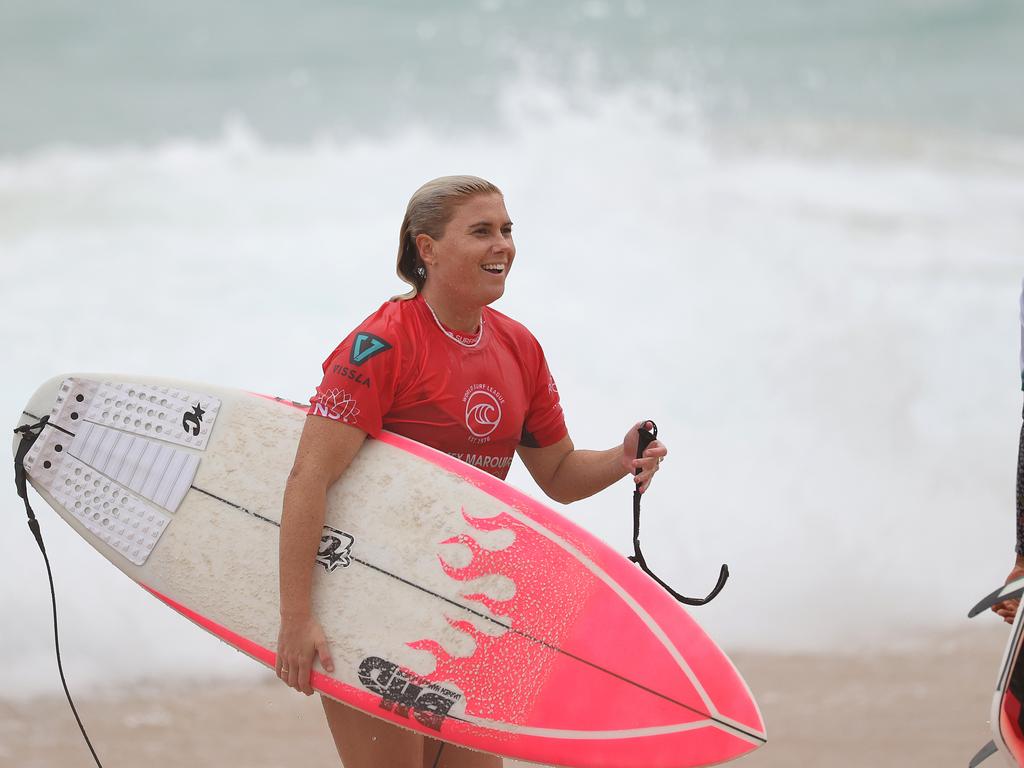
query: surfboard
[
  {"left": 968, "top": 577, "right": 1024, "bottom": 767},
  {"left": 13, "top": 373, "right": 766, "bottom": 768}
]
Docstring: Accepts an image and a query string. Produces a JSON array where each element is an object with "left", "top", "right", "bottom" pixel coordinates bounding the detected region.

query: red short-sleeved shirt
[{"left": 308, "top": 295, "right": 567, "bottom": 479}]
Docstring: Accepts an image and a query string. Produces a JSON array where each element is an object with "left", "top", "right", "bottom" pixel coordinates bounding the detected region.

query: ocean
[{"left": 1, "top": 0, "right": 1022, "bottom": 696}]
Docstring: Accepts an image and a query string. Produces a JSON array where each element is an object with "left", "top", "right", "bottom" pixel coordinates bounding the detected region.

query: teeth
[{"left": 482, "top": 264, "right": 505, "bottom": 272}]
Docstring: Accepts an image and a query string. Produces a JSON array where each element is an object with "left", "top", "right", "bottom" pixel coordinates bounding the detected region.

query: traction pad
[{"left": 22, "top": 377, "right": 220, "bottom": 565}]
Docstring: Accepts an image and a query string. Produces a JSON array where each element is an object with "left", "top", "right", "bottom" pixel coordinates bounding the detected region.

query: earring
[{"left": 416, "top": 265, "right": 426, "bottom": 278}]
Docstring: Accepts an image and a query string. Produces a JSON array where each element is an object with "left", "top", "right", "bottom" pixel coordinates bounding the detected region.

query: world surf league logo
[
  {"left": 463, "top": 384, "right": 504, "bottom": 442},
  {"left": 316, "top": 526, "right": 354, "bottom": 572},
  {"left": 358, "top": 656, "right": 461, "bottom": 731}
]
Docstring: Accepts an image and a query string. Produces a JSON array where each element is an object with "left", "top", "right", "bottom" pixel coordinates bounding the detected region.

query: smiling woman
[{"left": 275, "top": 175, "right": 669, "bottom": 768}]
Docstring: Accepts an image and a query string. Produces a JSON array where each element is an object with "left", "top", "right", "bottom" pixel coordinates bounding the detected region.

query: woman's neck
[{"left": 420, "top": 286, "right": 482, "bottom": 333}]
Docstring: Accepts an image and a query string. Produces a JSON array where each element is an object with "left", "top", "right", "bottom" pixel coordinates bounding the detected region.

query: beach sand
[{"left": 0, "top": 626, "right": 1009, "bottom": 767}]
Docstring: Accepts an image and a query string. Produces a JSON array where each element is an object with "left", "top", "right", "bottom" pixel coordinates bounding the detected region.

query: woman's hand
[
  {"left": 621, "top": 420, "right": 668, "bottom": 494},
  {"left": 992, "top": 557, "right": 1024, "bottom": 624},
  {"left": 276, "top": 613, "right": 335, "bottom": 695}
]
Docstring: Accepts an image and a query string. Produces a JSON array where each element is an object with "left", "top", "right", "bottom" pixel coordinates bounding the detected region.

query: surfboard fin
[
  {"left": 968, "top": 576, "right": 1024, "bottom": 618},
  {"left": 628, "top": 421, "right": 729, "bottom": 606},
  {"left": 969, "top": 739, "right": 998, "bottom": 767}
]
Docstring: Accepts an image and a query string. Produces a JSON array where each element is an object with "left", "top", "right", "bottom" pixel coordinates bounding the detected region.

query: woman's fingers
[
  {"left": 286, "top": 662, "right": 300, "bottom": 691},
  {"left": 631, "top": 441, "right": 668, "bottom": 492},
  {"left": 299, "top": 659, "right": 315, "bottom": 695},
  {"left": 993, "top": 599, "right": 1020, "bottom": 624},
  {"left": 276, "top": 625, "right": 335, "bottom": 696},
  {"left": 316, "top": 637, "right": 335, "bottom": 675}
]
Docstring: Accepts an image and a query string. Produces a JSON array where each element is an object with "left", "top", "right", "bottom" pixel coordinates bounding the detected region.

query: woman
[{"left": 276, "top": 176, "right": 668, "bottom": 767}]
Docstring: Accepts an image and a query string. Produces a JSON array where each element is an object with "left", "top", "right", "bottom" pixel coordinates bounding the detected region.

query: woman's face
[{"left": 420, "top": 193, "right": 515, "bottom": 308}]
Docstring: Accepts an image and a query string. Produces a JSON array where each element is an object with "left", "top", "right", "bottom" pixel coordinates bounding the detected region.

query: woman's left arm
[{"left": 517, "top": 421, "right": 667, "bottom": 505}]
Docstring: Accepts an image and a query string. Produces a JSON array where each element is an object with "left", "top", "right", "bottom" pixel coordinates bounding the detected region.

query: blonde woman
[{"left": 277, "top": 176, "right": 667, "bottom": 767}]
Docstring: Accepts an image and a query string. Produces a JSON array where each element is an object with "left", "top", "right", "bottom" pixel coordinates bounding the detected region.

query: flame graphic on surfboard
[
  {"left": 402, "top": 504, "right": 764, "bottom": 767},
  {"left": 410, "top": 508, "right": 592, "bottom": 726}
]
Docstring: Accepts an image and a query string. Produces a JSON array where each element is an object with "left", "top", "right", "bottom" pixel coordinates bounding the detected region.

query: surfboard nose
[
  {"left": 13, "top": 371, "right": 65, "bottom": 427},
  {"left": 13, "top": 373, "right": 68, "bottom": 460}
]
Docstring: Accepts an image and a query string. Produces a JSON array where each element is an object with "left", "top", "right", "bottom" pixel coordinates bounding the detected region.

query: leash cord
[
  {"left": 628, "top": 420, "right": 729, "bottom": 606},
  {"left": 14, "top": 419, "right": 104, "bottom": 768}
]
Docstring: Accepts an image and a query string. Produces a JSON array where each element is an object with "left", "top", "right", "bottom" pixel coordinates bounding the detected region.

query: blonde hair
[{"left": 392, "top": 175, "right": 503, "bottom": 300}]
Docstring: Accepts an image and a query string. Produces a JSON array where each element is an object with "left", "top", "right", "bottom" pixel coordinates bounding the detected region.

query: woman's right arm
[{"left": 277, "top": 415, "right": 368, "bottom": 694}]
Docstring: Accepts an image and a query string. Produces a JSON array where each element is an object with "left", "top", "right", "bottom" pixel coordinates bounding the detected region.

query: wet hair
[{"left": 393, "top": 175, "right": 502, "bottom": 300}]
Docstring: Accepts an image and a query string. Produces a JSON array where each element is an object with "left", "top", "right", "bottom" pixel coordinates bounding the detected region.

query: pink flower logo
[{"left": 311, "top": 387, "right": 360, "bottom": 423}]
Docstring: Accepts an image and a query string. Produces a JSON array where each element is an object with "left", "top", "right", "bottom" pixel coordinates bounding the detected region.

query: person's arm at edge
[
  {"left": 994, "top": 402, "right": 1024, "bottom": 623},
  {"left": 517, "top": 422, "right": 667, "bottom": 505},
  {"left": 277, "top": 415, "right": 367, "bottom": 692}
]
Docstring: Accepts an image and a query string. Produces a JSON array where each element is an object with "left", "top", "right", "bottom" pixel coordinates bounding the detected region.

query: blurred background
[{"left": 1, "top": 0, "right": 1022, "bottom": 743}]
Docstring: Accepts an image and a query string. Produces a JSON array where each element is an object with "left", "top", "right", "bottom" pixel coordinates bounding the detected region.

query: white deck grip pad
[
  {"left": 24, "top": 423, "right": 171, "bottom": 566},
  {"left": 47, "top": 377, "right": 222, "bottom": 450},
  {"left": 69, "top": 421, "right": 199, "bottom": 513}
]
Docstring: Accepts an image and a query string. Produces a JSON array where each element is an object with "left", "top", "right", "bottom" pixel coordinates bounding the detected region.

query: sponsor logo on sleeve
[
  {"left": 350, "top": 332, "right": 392, "bottom": 366},
  {"left": 463, "top": 384, "right": 504, "bottom": 442},
  {"left": 332, "top": 364, "right": 372, "bottom": 388},
  {"left": 311, "top": 387, "right": 360, "bottom": 423}
]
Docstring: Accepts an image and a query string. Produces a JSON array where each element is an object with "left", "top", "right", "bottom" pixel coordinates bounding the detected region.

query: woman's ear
[{"left": 415, "top": 233, "right": 435, "bottom": 267}]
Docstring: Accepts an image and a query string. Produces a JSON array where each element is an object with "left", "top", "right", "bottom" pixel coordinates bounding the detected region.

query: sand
[{"left": 0, "top": 626, "right": 1009, "bottom": 768}]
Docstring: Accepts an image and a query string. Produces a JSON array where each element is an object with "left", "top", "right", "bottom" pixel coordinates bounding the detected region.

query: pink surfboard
[{"left": 14, "top": 374, "right": 766, "bottom": 767}]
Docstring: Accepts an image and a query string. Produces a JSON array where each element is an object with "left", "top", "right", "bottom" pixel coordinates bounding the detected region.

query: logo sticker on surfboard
[
  {"left": 350, "top": 333, "right": 392, "bottom": 366},
  {"left": 358, "top": 655, "right": 462, "bottom": 731},
  {"left": 316, "top": 526, "right": 355, "bottom": 572}
]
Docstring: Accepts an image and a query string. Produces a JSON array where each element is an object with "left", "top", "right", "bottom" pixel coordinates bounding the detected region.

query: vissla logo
[
  {"left": 463, "top": 385, "right": 503, "bottom": 439},
  {"left": 332, "top": 364, "right": 372, "bottom": 389},
  {"left": 182, "top": 402, "right": 205, "bottom": 436},
  {"left": 350, "top": 332, "right": 392, "bottom": 366},
  {"left": 311, "top": 387, "right": 360, "bottom": 423}
]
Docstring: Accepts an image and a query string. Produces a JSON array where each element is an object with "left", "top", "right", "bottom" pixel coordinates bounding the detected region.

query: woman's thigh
[{"left": 321, "top": 696, "right": 422, "bottom": 767}]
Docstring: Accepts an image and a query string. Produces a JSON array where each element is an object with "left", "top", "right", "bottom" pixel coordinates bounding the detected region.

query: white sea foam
[{"left": 1, "top": 82, "right": 1023, "bottom": 696}]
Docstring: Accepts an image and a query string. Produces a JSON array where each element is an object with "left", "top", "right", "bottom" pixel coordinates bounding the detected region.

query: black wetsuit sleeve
[{"left": 1017, "top": 401, "right": 1024, "bottom": 556}]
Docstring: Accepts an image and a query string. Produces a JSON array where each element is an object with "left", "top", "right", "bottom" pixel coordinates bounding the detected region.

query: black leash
[
  {"left": 14, "top": 417, "right": 104, "bottom": 768},
  {"left": 628, "top": 421, "right": 729, "bottom": 606},
  {"left": 431, "top": 741, "right": 445, "bottom": 768}
]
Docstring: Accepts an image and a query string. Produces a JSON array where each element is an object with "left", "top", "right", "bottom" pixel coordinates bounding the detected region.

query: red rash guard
[{"left": 308, "top": 295, "right": 568, "bottom": 479}]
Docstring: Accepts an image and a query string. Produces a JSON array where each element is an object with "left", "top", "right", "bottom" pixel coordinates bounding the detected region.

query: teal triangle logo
[{"left": 350, "top": 332, "right": 392, "bottom": 366}]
